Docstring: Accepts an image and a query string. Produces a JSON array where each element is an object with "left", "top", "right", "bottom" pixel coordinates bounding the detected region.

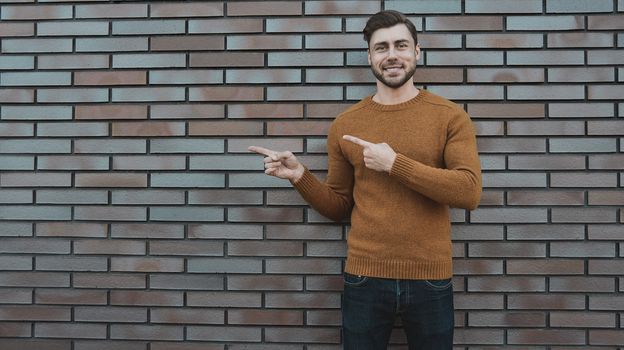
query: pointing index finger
[
  {"left": 343, "top": 135, "right": 373, "bottom": 147},
  {"left": 248, "top": 146, "right": 278, "bottom": 160}
]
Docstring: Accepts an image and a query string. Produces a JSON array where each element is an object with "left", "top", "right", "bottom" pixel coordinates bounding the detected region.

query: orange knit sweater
[{"left": 293, "top": 89, "right": 482, "bottom": 280}]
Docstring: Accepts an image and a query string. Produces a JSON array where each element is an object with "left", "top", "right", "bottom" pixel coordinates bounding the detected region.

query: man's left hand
[{"left": 343, "top": 135, "right": 397, "bottom": 173}]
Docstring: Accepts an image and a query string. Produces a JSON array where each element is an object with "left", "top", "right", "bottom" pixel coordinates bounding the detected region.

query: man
[{"left": 249, "top": 10, "right": 481, "bottom": 350}]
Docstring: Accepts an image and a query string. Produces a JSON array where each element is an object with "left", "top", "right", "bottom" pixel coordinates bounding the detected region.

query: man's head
[
  {"left": 363, "top": 11, "right": 420, "bottom": 89},
  {"left": 363, "top": 10, "right": 418, "bottom": 48}
]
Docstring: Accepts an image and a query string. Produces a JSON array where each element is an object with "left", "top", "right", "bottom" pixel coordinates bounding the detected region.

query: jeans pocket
[
  {"left": 343, "top": 272, "right": 369, "bottom": 287},
  {"left": 424, "top": 278, "right": 453, "bottom": 290}
]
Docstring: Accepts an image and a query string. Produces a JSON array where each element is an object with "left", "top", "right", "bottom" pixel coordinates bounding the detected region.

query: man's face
[{"left": 367, "top": 24, "right": 420, "bottom": 89}]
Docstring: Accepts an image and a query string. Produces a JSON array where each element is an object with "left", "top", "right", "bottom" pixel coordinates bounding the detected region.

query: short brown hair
[{"left": 363, "top": 10, "right": 418, "bottom": 47}]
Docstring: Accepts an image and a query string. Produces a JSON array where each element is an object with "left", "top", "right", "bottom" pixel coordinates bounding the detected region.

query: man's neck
[{"left": 372, "top": 81, "right": 419, "bottom": 105}]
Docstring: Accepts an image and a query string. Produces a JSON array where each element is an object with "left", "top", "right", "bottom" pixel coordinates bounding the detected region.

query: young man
[{"left": 249, "top": 10, "right": 481, "bottom": 350}]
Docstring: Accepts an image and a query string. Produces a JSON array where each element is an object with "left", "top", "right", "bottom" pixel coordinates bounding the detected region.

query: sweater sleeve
[
  {"left": 389, "top": 110, "right": 482, "bottom": 210},
  {"left": 291, "top": 122, "right": 355, "bottom": 222}
]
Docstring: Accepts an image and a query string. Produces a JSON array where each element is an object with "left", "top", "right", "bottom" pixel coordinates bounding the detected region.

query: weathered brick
[{"left": 75, "top": 4, "right": 148, "bottom": 19}]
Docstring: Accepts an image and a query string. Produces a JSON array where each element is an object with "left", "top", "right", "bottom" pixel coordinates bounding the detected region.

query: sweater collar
[{"left": 364, "top": 89, "right": 427, "bottom": 111}]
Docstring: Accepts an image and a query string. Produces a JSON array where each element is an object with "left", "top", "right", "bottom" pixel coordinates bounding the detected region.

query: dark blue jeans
[{"left": 342, "top": 273, "right": 454, "bottom": 350}]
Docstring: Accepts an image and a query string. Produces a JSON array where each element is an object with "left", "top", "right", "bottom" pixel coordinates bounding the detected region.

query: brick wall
[{"left": 0, "top": 0, "right": 622, "bottom": 348}]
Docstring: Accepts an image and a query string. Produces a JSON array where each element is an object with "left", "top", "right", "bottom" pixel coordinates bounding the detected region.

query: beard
[{"left": 371, "top": 61, "right": 416, "bottom": 89}]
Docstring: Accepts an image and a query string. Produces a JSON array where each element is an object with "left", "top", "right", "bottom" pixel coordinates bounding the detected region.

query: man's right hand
[{"left": 248, "top": 146, "right": 305, "bottom": 182}]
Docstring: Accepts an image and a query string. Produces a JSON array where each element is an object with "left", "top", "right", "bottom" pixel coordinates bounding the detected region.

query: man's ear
[
  {"left": 415, "top": 44, "right": 421, "bottom": 60},
  {"left": 367, "top": 49, "right": 371, "bottom": 65}
]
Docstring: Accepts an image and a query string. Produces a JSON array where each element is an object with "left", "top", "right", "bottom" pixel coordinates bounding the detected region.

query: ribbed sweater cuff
[
  {"left": 390, "top": 153, "right": 416, "bottom": 181},
  {"left": 291, "top": 167, "right": 315, "bottom": 194}
]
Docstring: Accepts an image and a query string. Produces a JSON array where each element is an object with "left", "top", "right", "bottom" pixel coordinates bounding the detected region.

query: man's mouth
[{"left": 383, "top": 65, "right": 403, "bottom": 74}]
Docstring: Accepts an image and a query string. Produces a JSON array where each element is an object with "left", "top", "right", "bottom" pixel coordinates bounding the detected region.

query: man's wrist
[{"left": 291, "top": 164, "right": 305, "bottom": 183}]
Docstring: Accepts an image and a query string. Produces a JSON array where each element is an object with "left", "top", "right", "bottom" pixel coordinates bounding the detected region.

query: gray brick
[
  {"left": 76, "top": 37, "right": 149, "bottom": 52},
  {"left": 386, "top": 0, "right": 461, "bottom": 13},
  {"left": 37, "top": 21, "right": 109, "bottom": 36},
  {"left": 150, "top": 70, "right": 223, "bottom": 85},
  {"left": 150, "top": 173, "right": 225, "bottom": 188},
  {"left": 507, "top": 16, "right": 585, "bottom": 30},
  {"left": 0, "top": 206, "right": 71, "bottom": 221},
  {"left": 0, "top": 140, "right": 71, "bottom": 154},
  {"left": 549, "top": 138, "right": 617, "bottom": 153},
  {"left": 2, "top": 38, "right": 72, "bottom": 53},
  {"left": 112, "top": 54, "right": 186, "bottom": 69},
  {"left": 1, "top": 106, "right": 72, "bottom": 120},
  {"left": 546, "top": 0, "right": 613, "bottom": 13},
  {"left": 112, "top": 20, "right": 185, "bottom": 35},
  {"left": 1, "top": 72, "right": 71, "bottom": 86},
  {"left": 0, "top": 56, "right": 34, "bottom": 70}
]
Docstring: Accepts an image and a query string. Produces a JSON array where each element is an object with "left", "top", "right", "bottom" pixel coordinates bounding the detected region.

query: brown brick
[
  {"left": 113, "top": 156, "right": 185, "bottom": 171},
  {"left": 507, "top": 190, "right": 584, "bottom": 205},
  {"left": 468, "top": 103, "right": 544, "bottom": 118},
  {"left": 548, "top": 32, "right": 615, "bottom": 48},
  {"left": 36, "top": 289, "right": 107, "bottom": 305},
  {"left": 74, "top": 239, "right": 145, "bottom": 256},
  {"left": 550, "top": 277, "right": 615, "bottom": 293},
  {"left": 35, "top": 323, "right": 107, "bottom": 339},
  {"left": 188, "top": 224, "right": 263, "bottom": 240},
  {"left": 189, "top": 86, "right": 263, "bottom": 102},
  {"left": 227, "top": 276, "right": 303, "bottom": 291},
  {"left": 111, "top": 223, "right": 184, "bottom": 239},
  {"left": 508, "top": 294, "right": 586, "bottom": 310},
  {"left": 75, "top": 104, "right": 147, "bottom": 120},
  {"left": 0, "top": 340, "right": 70, "bottom": 350},
  {"left": 150, "top": 36, "right": 224, "bottom": 51},
  {"left": 228, "top": 208, "right": 303, "bottom": 223},
  {"left": 187, "top": 326, "right": 261, "bottom": 342},
  {"left": 74, "top": 71, "right": 146, "bottom": 86},
  {"left": 0, "top": 305, "right": 70, "bottom": 321},
  {"left": 75, "top": 173, "right": 147, "bottom": 188},
  {"left": 0, "top": 88, "right": 34, "bottom": 103},
  {"left": 228, "top": 241, "right": 303, "bottom": 257},
  {"left": 1, "top": 5, "right": 72, "bottom": 20},
  {"left": 589, "top": 259, "right": 624, "bottom": 275},
  {"left": 110, "top": 291, "right": 183, "bottom": 306},
  {"left": 187, "top": 291, "right": 261, "bottom": 308},
  {"left": 0, "top": 322, "right": 31, "bottom": 338},
  {"left": 507, "top": 259, "right": 584, "bottom": 275},
  {"left": 468, "top": 276, "right": 546, "bottom": 292},
  {"left": 452, "top": 259, "right": 503, "bottom": 275},
  {"left": 265, "top": 292, "right": 341, "bottom": 309},
  {"left": 228, "top": 309, "right": 303, "bottom": 326},
  {"left": 588, "top": 191, "right": 624, "bottom": 205},
  {"left": 590, "top": 330, "right": 624, "bottom": 346},
  {"left": 73, "top": 273, "right": 146, "bottom": 289},
  {"left": 588, "top": 121, "right": 624, "bottom": 135},
  {"left": 0, "top": 22, "right": 34, "bottom": 37},
  {"left": 588, "top": 15, "right": 624, "bottom": 29},
  {"left": 150, "top": 308, "right": 223, "bottom": 324},
  {"left": 36, "top": 222, "right": 107, "bottom": 238},
  {"left": 265, "top": 327, "right": 340, "bottom": 344},
  {"left": 508, "top": 329, "right": 585, "bottom": 345},
  {"left": 468, "top": 311, "right": 545, "bottom": 327},
  {"left": 112, "top": 121, "right": 184, "bottom": 137},
  {"left": 227, "top": 35, "right": 302, "bottom": 50},
  {"left": 151, "top": 104, "right": 224, "bottom": 119},
  {"left": 226, "top": 1, "right": 302, "bottom": 16},
  {"left": 550, "top": 102, "right": 614, "bottom": 118}
]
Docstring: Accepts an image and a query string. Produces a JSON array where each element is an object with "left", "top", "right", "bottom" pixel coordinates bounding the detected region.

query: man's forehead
[{"left": 369, "top": 24, "right": 413, "bottom": 46}]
